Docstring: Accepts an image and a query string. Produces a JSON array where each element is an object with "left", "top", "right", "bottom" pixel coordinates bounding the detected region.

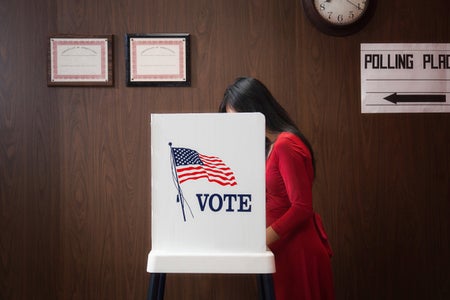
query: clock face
[{"left": 314, "top": 0, "right": 369, "bottom": 26}]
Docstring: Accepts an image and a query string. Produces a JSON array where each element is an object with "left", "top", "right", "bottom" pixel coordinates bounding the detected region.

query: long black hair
[{"left": 219, "top": 77, "right": 316, "bottom": 174}]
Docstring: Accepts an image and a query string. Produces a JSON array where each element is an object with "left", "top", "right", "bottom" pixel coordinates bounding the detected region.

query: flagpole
[{"left": 169, "top": 142, "right": 194, "bottom": 221}]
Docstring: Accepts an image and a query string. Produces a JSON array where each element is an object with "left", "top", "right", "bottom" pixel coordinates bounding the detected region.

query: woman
[{"left": 219, "top": 77, "right": 335, "bottom": 300}]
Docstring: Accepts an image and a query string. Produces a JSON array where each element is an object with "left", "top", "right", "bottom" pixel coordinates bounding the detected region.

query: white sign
[
  {"left": 147, "top": 113, "right": 275, "bottom": 274},
  {"left": 361, "top": 43, "right": 450, "bottom": 113}
]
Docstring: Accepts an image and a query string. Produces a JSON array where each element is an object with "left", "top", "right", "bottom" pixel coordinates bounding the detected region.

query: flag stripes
[{"left": 172, "top": 147, "right": 237, "bottom": 186}]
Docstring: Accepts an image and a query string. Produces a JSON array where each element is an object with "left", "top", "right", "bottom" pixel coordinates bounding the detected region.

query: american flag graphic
[{"left": 171, "top": 147, "right": 237, "bottom": 186}]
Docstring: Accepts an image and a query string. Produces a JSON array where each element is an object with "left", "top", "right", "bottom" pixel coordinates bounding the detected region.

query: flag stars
[{"left": 173, "top": 148, "right": 203, "bottom": 166}]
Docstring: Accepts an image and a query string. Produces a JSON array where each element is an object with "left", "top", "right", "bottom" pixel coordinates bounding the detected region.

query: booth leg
[
  {"left": 147, "top": 273, "right": 166, "bottom": 300},
  {"left": 257, "top": 274, "right": 275, "bottom": 300}
]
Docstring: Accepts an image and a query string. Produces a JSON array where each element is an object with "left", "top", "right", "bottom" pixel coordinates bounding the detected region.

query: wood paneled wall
[{"left": 1, "top": 0, "right": 449, "bottom": 299}]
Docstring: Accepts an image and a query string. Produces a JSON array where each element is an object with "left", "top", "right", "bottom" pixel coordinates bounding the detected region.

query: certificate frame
[
  {"left": 125, "top": 33, "right": 191, "bottom": 87},
  {"left": 47, "top": 34, "right": 114, "bottom": 87}
]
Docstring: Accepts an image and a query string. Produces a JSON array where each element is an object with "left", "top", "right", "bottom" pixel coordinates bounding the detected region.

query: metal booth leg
[
  {"left": 257, "top": 274, "right": 275, "bottom": 300},
  {"left": 147, "top": 273, "right": 166, "bottom": 300}
]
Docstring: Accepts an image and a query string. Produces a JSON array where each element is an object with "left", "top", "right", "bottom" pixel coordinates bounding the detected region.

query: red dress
[{"left": 266, "top": 132, "right": 335, "bottom": 300}]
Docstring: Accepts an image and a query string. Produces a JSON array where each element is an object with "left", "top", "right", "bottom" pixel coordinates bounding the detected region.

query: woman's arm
[{"left": 270, "top": 136, "right": 315, "bottom": 238}]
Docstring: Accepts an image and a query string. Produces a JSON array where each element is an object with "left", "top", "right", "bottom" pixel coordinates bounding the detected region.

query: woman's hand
[{"left": 266, "top": 226, "right": 280, "bottom": 246}]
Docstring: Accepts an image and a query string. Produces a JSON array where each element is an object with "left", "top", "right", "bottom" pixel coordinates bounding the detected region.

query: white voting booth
[{"left": 147, "top": 113, "right": 275, "bottom": 299}]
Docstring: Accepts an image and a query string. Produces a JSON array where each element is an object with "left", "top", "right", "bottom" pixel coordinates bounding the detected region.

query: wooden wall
[{"left": 1, "top": 0, "right": 449, "bottom": 299}]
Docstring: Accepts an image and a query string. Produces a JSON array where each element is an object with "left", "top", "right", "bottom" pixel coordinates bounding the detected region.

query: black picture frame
[{"left": 125, "top": 33, "right": 191, "bottom": 87}]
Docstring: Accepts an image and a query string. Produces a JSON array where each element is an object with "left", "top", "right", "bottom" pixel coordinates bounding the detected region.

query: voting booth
[{"left": 147, "top": 113, "right": 275, "bottom": 299}]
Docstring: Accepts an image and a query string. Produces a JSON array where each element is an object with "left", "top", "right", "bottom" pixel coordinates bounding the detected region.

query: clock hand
[{"left": 346, "top": 0, "right": 363, "bottom": 10}]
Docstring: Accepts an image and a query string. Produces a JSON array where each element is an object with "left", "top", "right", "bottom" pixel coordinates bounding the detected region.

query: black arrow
[{"left": 384, "top": 93, "right": 446, "bottom": 104}]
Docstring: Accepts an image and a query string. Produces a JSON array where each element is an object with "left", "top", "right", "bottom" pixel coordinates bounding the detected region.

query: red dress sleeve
[{"left": 270, "top": 133, "right": 315, "bottom": 238}]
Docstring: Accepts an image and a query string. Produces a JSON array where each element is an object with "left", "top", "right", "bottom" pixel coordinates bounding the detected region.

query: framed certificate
[
  {"left": 48, "top": 35, "right": 113, "bottom": 86},
  {"left": 126, "top": 33, "right": 191, "bottom": 87}
]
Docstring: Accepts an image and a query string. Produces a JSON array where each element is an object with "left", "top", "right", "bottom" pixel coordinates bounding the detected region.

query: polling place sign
[
  {"left": 361, "top": 43, "right": 450, "bottom": 113},
  {"left": 147, "top": 113, "right": 275, "bottom": 274}
]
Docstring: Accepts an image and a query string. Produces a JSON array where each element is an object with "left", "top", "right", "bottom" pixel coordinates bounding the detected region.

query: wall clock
[{"left": 301, "top": 0, "right": 377, "bottom": 36}]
